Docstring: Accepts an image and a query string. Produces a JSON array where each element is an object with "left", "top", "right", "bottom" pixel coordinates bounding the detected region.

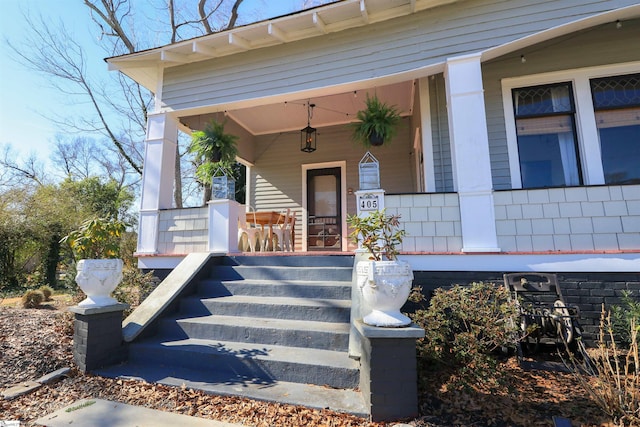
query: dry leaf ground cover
[{"left": 0, "top": 297, "right": 620, "bottom": 427}]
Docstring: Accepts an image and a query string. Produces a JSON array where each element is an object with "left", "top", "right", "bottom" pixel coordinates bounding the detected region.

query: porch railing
[
  {"left": 152, "top": 184, "right": 639, "bottom": 255},
  {"left": 493, "top": 185, "right": 639, "bottom": 252},
  {"left": 157, "top": 207, "right": 209, "bottom": 254}
]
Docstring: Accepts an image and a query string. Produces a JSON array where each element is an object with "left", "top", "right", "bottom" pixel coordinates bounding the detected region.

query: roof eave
[{"left": 105, "top": 0, "right": 462, "bottom": 92}]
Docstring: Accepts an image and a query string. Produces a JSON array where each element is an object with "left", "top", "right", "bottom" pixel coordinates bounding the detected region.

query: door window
[{"left": 307, "top": 168, "right": 341, "bottom": 250}]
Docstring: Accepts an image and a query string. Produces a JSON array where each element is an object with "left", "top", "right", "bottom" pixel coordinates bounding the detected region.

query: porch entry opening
[{"left": 307, "top": 167, "right": 341, "bottom": 251}]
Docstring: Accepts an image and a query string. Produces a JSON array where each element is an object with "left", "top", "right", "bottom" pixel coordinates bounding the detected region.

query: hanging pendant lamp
[{"left": 300, "top": 103, "right": 317, "bottom": 153}]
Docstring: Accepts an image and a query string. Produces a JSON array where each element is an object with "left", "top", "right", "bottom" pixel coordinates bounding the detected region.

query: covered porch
[{"left": 107, "top": 0, "right": 640, "bottom": 273}]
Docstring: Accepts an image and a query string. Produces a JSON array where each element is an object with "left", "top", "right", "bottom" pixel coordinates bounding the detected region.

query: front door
[{"left": 306, "top": 167, "right": 341, "bottom": 251}]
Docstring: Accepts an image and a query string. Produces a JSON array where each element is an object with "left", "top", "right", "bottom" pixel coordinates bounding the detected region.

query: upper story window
[
  {"left": 512, "top": 83, "right": 582, "bottom": 189},
  {"left": 590, "top": 73, "right": 640, "bottom": 185}
]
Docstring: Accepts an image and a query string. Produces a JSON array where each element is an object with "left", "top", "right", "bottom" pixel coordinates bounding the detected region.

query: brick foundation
[
  {"left": 410, "top": 271, "right": 640, "bottom": 344},
  {"left": 69, "top": 303, "right": 129, "bottom": 372},
  {"left": 355, "top": 320, "right": 424, "bottom": 422}
]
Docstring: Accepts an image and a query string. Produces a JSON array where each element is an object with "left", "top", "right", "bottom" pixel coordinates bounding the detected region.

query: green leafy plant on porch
[
  {"left": 188, "top": 119, "right": 239, "bottom": 186},
  {"left": 350, "top": 93, "right": 401, "bottom": 147},
  {"left": 346, "top": 209, "right": 406, "bottom": 261},
  {"left": 60, "top": 217, "right": 127, "bottom": 260}
]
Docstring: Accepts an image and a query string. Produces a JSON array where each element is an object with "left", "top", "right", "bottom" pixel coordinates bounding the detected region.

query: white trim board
[
  {"left": 501, "top": 61, "right": 640, "bottom": 189},
  {"left": 402, "top": 252, "right": 640, "bottom": 272},
  {"left": 301, "top": 161, "right": 348, "bottom": 252}
]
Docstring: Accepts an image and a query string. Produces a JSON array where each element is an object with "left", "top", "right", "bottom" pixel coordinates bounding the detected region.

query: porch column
[
  {"left": 137, "top": 112, "right": 178, "bottom": 254},
  {"left": 417, "top": 77, "right": 436, "bottom": 192},
  {"left": 444, "top": 54, "right": 500, "bottom": 252},
  {"left": 207, "top": 199, "right": 242, "bottom": 253}
]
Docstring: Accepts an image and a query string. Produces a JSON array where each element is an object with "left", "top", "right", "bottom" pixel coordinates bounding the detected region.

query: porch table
[{"left": 245, "top": 211, "right": 286, "bottom": 250}]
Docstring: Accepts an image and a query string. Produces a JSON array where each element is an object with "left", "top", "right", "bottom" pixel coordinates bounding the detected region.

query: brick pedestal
[
  {"left": 69, "top": 303, "right": 129, "bottom": 372},
  {"left": 355, "top": 320, "right": 425, "bottom": 422}
]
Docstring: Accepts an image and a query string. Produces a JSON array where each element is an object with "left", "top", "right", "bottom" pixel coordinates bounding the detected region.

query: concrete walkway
[{"left": 35, "top": 399, "right": 244, "bottom": 427}]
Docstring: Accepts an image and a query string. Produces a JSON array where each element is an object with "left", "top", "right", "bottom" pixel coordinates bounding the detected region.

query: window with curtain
[
  {"left": 590, "top": 73, "right": 640, "bottom": 185},
  {"left": 512, "top": 83, "right": 582, "bottom": 189}
]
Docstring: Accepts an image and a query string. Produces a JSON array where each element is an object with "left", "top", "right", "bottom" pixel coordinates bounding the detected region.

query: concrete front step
[
  {"left": 223, "top": 255, "right": 355, "bottom": 268},
  {"left": 212, "top": 265, "right": 353, "bottom": 282},
  {"left": 120, "top": 255, "right": 360, "bottom": 408},
  {"left": 198, "top": 279, "right": 352, "bottom": 300},
  {"left": 158, "top": 314, "right": 350, "bottom": 351},
  {"left": 179, "top": 295, "right": 351, "bottom": 322},
  {"left": 96, "top": 363, "right": 367, "bottom": 417},
  {"left": 128, "top": 337, "right": 359, "bottom": 389}
]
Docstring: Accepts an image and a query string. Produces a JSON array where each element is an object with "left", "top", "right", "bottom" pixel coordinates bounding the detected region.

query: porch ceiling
[{"left": 224, "top": 80, "right": 414, "bottom": 136}]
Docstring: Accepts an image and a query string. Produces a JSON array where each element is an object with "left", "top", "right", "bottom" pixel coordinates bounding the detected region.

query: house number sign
[{"left": 359, "top": 194, "right": 380, "bottom": 211}]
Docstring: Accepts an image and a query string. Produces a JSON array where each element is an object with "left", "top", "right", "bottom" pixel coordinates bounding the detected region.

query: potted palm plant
[
  {"left": 188, "top": 119, "right": 239, "bottom": 203},
  {"left": 347, "top": 209, "right": 413, "bottom": 327},
  {"left": 351, "top": 94, "right": 401, "bottom": 147},
  {"left": 61, "top": 217, "right": 127, "bottom": 307}
]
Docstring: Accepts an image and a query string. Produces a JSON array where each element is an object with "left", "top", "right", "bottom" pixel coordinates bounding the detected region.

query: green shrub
[
  {"left": 39, "top": 285, "right": 54, "bottom": 301},
  {"left": 113, "top": 268, "right": 158, "bottom": 317},
  {"left": 410, "top": 282, "right": 520, "bottom": 390},
  {"left": 612, "top": 291, "right": 640, "bottom": 348},
  {"left": 22, "top": 290, "right": 45, "bottom": 309}
]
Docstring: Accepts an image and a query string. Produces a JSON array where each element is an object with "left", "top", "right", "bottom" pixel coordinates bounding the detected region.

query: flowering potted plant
[
  {"left": 61, "top": 217, "right": 127, "bottom": 307},
  {"left": 347, "top": 209, "right": 413, "bottom": 327}
]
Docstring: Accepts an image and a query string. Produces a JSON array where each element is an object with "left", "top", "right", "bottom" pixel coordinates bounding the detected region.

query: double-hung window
[
  {"left": 590, "top": 73, "right": 640, "bottom": 185},
  {"left": 512, "top": 83, "right": 582, "bottom": 189},
  {"left": 504, "top": 64, "right": 640, "bottom": 189}
]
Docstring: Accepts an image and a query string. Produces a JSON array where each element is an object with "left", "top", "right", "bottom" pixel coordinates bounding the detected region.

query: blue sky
[{"left": 0, "top": 0, "right": 327, "bottom": 165}]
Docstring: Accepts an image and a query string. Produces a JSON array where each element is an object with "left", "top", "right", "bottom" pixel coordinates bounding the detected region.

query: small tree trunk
[
  {"left": 44, "top": 231, "right": 61, "bottom": 288},
  {"left": 173, "top": 144, "right": 183, "bottom": 208},
  {"left": 203, "top": 185, "right": 212, "bottom": 205}
]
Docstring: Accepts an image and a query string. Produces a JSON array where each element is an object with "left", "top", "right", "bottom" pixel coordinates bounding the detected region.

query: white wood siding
[
  {"left": 162, "top": 0, "right": 637, "bottom": 111},
  {"left": 483, "top": 18, "right": 640, "bottom": 190}
]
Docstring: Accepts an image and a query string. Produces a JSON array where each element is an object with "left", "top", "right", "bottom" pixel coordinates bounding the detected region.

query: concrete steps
[
  {"left": 101, "top": 254, "right": 364, "bottom": 414},
  {"left": 156, "top": 314, "right": 350, "bottom": 351},
  {"left": 178, "top": 295, "right": 351, "bottom": 323},
  {"left": 128, "top": 337, "right": 359, "bottom": 388},
  {"left": 197, "top": 279, "right": 352, "bottom": 300},
  {"left": 98, "top": 363, "right": 367, "bottom": 417}
]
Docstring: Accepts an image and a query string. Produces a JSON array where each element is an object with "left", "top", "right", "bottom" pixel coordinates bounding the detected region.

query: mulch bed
[{"left": 0, "top": 298, "right": 617, "bottom": 426}]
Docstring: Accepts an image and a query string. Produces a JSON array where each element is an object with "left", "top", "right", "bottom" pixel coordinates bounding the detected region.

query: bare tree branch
[
  {"left": 84, "top": 0, "right": 136, "bottom": 54},
  {"left": 7, "top": 14, "right": 143, "bottom": 175},
  {"left": 225, "top": 0, "right": 244, "bottom": 30},
  {"left": 0, "top": 145, "right": 46, "bottom": 187},
  {"left": 198, "top": 0, "right": 214, "bottom": 34}
]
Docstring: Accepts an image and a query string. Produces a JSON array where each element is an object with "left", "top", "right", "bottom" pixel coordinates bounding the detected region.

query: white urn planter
[
  {"left": 75, "top": 258, "right": 123, "bottom": 307},
  {"left": 356, "top": 260, "right": 413, "bottom": 327}
]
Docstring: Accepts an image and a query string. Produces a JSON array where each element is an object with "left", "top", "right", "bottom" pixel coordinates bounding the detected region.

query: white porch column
[
  {"left": 417, "top": 77, "right": 436, "bottom": 192},
  {"left": 444, "top": 54, "right": 500, "bottom": 252},
  {"left": 208, "top": 199, "right": 242, "bottom": 253},
  {"left": 137, "top": 113, "right": 178, "bottom": 254}
]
